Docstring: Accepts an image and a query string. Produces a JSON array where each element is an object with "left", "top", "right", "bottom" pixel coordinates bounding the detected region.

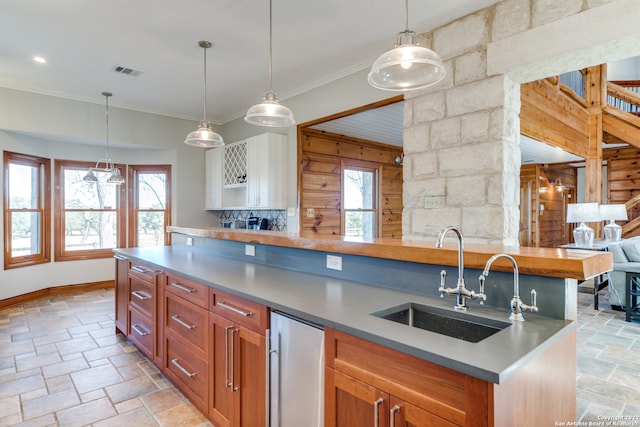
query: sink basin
[{"left": 371, "top": 302, "right": 511, "bottom": 343}]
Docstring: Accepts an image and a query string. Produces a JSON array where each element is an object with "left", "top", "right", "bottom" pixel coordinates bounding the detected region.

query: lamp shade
[
  {"left": 244, "top": 90, "right": 295, "bottom": 127},
  {"left": 184, "top": 121, "right": 224, "bottom": 148},
  {"left": 566, "top": 203, "right": 601, "bottom": 223},
  {"left": 368, "top": 30, "right": 446, "bottom": 91},
  {"left": 599, "top": 204, "right": 628, "bottom": 221}
]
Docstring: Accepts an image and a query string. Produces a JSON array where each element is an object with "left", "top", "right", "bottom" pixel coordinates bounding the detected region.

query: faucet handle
[
  {"left": 439, "top": 270, "right": 447, "bottom": 297},
  {"left": 528, "top": 289, "right": 538, "bottom": 312},
  {"left": 478, "top": 275, "right": 486, "bottom": 305}
]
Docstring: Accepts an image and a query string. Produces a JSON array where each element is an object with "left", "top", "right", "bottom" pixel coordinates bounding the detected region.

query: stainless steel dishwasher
[{"left": 269, "top": 311, "right": 324, "bottom": 427}]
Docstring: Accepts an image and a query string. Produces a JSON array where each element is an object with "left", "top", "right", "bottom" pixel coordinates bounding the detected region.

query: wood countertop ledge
[{"left": 167, "top": 226, "right": 612, "bottom": 281}]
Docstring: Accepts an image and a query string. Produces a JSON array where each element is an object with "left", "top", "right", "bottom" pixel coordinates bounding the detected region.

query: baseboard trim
[{"left": 0, "top": 280, "right": 115, "bottom": 309}]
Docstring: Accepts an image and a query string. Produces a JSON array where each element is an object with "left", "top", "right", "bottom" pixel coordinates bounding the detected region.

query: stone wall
[{"left": 402, "top": 0, "right": 634, "bottom": 245}]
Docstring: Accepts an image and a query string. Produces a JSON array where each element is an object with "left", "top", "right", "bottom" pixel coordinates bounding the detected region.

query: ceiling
[{"left": 0, "top": 0, "right": 501, "bottom": 125}]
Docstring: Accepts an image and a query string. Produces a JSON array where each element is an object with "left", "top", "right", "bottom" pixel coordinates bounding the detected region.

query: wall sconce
[{"left": 552, "top": 178, "right": 565, "bottom": 191}]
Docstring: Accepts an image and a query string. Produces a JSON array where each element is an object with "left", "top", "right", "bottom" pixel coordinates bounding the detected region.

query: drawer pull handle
[
  {"left": 131, "top": 291, "right": 150, "bottom": 301},
  {"left": 114, "top": 255, "right": 128, "bottom": 260},
  {"left": 225, "top": 325, "right": 233, "bottom": 388},
  {"left": 171, "top": 315, "right": 196, "bottom": 330},
  {"left": 131, "top": 324, "right": 149, "bottom": 336},
  {"left": 390, "top": 405, "right": 400, "bottom": 427},
  {"left": 373, "top": 397, "right": 384, "bottom": 427},
  {"left": 170, "top": 282, "right": 196, "bottom": 294},
  {"left": 131, "top": 266, "right": 149, "bottom": 273},
  {"left": 171, "top": 358, "right": 196, "bottom": 378},
  {"left": 218, "top": 300, "right": 253, "bottom": 317}
]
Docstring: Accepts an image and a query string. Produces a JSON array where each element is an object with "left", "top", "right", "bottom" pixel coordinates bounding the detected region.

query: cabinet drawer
[
  {"left": 128, "top": 275, "right": 155, "bottom": 318},
  {"left": 165, "top": 292, "right": 209, "bottom": 355},
  {"left": 128, "top": 261, "right": 161, "bottom": 283},
  {"left": 128, "top": 309, "right": 153, "bottom": 359},
  {"left": 210, "top": 288, "right": 268, "bottom": 333},
  {"left": 165, "top": 272, "right": 209, "bottom": 309},
  {"left": 164, "top": 334, "right": 208, "bottom": 412}
]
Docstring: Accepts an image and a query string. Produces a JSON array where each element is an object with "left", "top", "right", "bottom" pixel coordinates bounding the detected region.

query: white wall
[{"left": 0, "top": 87, "right": 221, "bottom": 300}]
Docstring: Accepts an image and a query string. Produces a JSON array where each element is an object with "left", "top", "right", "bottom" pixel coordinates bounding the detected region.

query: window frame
[
  {"left": 3, "top": 151, "right": 51, "bottom": 270},
  {"left": 127, "top": 164, "right": 172, "bottom": 247},
  {"left": 54, "top": 159, "right": 126, "bottom": 261},
  {"left": 341, "top": 159, "right": 381, "bottom": 238}
]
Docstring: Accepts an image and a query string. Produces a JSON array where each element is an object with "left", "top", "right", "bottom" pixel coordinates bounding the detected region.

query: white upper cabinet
[
  {"left": 205, "top": 147, "right": 223, "bottom": 210},
  {"left": 205, "top": 133, "right": 287, "bottom": 210},
  {"left": 246, "top": 133, "right": 287, "bottom": 209}
]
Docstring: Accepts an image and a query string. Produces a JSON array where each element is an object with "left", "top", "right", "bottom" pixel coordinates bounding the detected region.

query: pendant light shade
[
  {"left": 244, "top": 0, "right": 295, "bottom": 127},
  {"left": 368, "top": 0, "right": 446, "bottom": 91},
  {"left": 185, "top": 41, "right": 224, "bottom": 148},
  {"left": 82, "top": 92, "right": 124, "bottom": 185}
]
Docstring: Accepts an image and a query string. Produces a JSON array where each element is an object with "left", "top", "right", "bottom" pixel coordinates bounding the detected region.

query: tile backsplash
[{"left": 218, "top": 209, "right": 287, "bottom": 231}]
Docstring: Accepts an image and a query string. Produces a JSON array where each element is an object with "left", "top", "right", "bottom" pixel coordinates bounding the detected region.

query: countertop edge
[{"left": 166, "top": 226, "right": 612, "bottom": 280}]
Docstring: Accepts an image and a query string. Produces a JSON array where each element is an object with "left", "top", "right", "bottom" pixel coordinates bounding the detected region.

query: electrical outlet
[
  {"left": 186, "top": 237, "right": 194, "bottom": 246},
  {"left": 326, "top": 254, "right": 342, "bottom": 271},
  {"left": 424, "top": 195, "right": 446, "bottom": 209},
  {"left": 245, "top": 245, "right": 255, "bottom": 256},
  {"left": 307, "top": 208, "right": 315, "bottom": 218}
]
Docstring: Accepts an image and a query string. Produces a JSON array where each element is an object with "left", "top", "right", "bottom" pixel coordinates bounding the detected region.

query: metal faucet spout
[{"left": 436, "top": 226, "right": 465, "bottom": 287}]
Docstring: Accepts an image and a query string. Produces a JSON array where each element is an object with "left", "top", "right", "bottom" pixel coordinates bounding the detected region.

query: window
[
  {"left": 128, "top": 165, "right": 171, "bottom": 247},
  {"left": 54, "top": 160, "right": 126, "bottom": 261},
  {"left": 3, "top": 151, "right": 51, "bottom": 269},
  {"left": 342, "top": 161, "right": 380, "bottom": 239}
]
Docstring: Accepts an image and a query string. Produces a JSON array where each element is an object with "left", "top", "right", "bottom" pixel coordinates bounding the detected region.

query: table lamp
[
  {"left": 599, "top": 204, "right": 628, "bottom": 241},
  {"left": 566, "top": 203, "right": 601, "bottom": 247}
]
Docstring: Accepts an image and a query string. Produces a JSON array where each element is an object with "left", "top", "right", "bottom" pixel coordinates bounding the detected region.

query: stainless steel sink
[{"left": 371, "top": 302, "right": 511, "bottom": 343}]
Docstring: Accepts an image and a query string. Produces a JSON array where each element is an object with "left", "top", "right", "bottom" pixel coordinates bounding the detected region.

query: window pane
[
  {"left": 138, "top": 173, "right": 166, "bottom": 210},
  {"left": 9, "top": 163, "right": 38, "bottom": 209},
  {"left": 10, "top": 212, "right": 41, "bottom": 256},
  {"left": 137, "top": 212, "right": 165, "bottom": 247},
  {"left": 345, "top": 211, "right": 375, "bottom": 239},
  {"left": 63, "top": 169, "right": 117, "bottom": 209},
  {"left": 344, "top": 169, "right": 374, "bottom": 209},
  {"left": 64, "top": 211, "right": 118, "bottom": 251}
]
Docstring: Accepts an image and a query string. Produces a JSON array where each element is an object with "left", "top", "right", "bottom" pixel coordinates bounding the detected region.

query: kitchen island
[{"left": 114, "top": 227, "right": 612, "bottom": 426}]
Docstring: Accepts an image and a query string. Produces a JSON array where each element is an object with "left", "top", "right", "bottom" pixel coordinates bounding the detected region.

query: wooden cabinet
[
  {"left": 163, "top": 273, "right": 210, "bottom": 414},
  {"left": 114, "top": 254, "right": 129, "bottom": 335},
  {"left": 125, "top": 261, "right": 162, "bottom": 365},
  {"left": 325, "top": 328, "right": 576, "bottom": 427},
  {"left": 205, "top": 147, "right": 224, "bottom": 210},
  {"left": 209, "top": 289, "right": 267, "bottom": 427}
]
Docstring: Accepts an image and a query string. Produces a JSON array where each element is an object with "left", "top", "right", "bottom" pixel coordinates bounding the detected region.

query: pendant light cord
[
  {"left": 203, "top": 44, "right": 208, "bottom": 122},
  {"left": 404, "top": 0, "right": 409, "bottom": 31},
  {"left": 268, "top": 0, "right": 273, "bottom": 91}
]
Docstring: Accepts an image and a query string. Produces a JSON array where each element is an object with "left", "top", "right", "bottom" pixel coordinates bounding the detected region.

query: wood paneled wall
[
  {"left": 604, "top": 146, "right": 640, "bottom": 204},
  {"left": 520, "top": 164, "right": 577, "bottom": 248},
  {"left": 298, "top": 128, "right": 403, "bottom": 238}
]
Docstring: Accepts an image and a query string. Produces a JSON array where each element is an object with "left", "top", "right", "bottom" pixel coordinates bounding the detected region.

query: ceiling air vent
[{"left": 112, "top": 65, "right": 142, "bottom": 77}]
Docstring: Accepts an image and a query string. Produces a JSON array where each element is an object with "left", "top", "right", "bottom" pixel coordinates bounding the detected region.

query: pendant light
[
  {"left": 244, "top": 0, "right": 295, "bottom": 127},
  {"left": 185, "top": 41, "right": 224, "bottom": 147},
  {"left": 82, "top": 92, "right": 125, "bottom": 185},
  {"left": 368, "top": 0, "right": 446, "bottom": 91}
]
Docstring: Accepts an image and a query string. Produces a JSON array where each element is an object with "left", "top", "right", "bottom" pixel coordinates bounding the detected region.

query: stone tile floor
[
  {"left": 0, "top": 289, "right": 213, "bottom": 427},
  {"left": 1, "top": 287, "right": 639, "bottom": 425}
]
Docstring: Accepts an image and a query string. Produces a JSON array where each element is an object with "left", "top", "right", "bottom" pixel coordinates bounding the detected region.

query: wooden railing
[
  {"left": 607, "top": 82, "right": 640, "bottom": 116},
  {"left": 623, "top": 194, "right": 640, "bottom": 237}
]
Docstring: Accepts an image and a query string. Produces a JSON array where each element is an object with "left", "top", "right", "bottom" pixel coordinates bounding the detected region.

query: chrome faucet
[
  {"left": 436, "top": 226, "right": 486, "bottom": 311},
  {"left": 480, "top": 253, "right": 538, "bottom": 321}
]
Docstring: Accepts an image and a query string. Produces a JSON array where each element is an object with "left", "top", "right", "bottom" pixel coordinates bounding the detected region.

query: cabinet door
[
  {"left": 389, "top": 397, "right": 457, "bottom": 427},
  {"left": 326, "top": 368, "right": 389, "bottom": 427},
  {"left": 246, "top": 133, "right": 287, "bottom": 209},
  {"left": 114, "top": 255, "right": 129, "bottom": 335},
  {"left": 205, "top": 148, "right": 224, "bottom": 210},
  {"left": 233, "top": 325, "right": 266, "bottom": 427},
  {"left": 209, "top": 312, "right": 234, "bottom": 427},
  {"left": 245, "top": 137, "right": 263, "bottom": 208}
]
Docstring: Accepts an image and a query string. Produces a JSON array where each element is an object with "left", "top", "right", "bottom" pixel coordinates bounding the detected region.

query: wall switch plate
[
  {"left": 186, "top": 237, "right": 194, "bottom": 246},
  {"left": 245, "top": 245, "right": 255, "bottom": 256},
  {"left": 287, "top": 207, "right": 296, "bottom": 217},
  {"left": 307, "top": 208, "right": 315, "bottom": 218},
  {"left": 424, "top": 195, "right": 446, "bottom": 209},
  {"left": 326, "top": 254, "right": 342, "bottom": 271}
]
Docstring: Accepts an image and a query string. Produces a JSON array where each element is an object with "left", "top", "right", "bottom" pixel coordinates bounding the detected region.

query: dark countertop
[{"left": 114, "top": 245, "right": 574, "bottom": 384}]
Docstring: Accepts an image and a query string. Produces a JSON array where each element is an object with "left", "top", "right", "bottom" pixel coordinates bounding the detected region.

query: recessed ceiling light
[{"left": 33, "top": 56, "right": 46, "bottom": 64}]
